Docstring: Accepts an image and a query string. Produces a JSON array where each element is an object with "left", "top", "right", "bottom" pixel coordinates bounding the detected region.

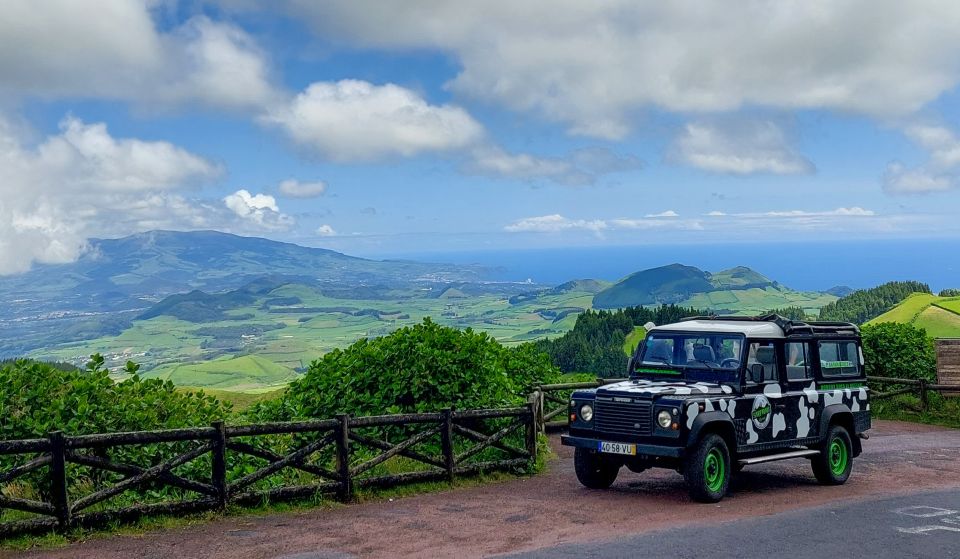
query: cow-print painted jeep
[{"left": 562, "top": 315, "right": 870, "bottom": 502}]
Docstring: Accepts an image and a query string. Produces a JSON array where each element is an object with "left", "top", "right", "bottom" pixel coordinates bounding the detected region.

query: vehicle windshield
[{"left": 633, "top": 332, "right": 744, "bottom": 383}]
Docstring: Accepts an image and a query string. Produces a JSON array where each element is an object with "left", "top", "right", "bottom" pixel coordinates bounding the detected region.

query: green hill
[
  {"left": 593, "top": 264, "right": 714, "bottom": 308},
  {"left": 866, "top": 293, "right": 960, "bottom": 338},
  {"left": 592, "top": 264, "right": 834, "bottom": 314},
  {"left": 818, "top": 281, "right": 932, "bottom": 324}
]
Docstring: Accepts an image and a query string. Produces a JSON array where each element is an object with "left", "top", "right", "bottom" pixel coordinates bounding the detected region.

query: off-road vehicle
[{"left": 561, "top": 315, "right": 870, "bottom": 502}]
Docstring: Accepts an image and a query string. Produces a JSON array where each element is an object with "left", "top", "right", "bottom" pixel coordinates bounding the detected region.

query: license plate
[{"left": 598, "top": 441, "right": 636, "bottom": 455}]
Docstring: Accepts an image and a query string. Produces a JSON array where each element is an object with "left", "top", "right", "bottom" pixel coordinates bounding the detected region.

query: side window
[
  {"left": 818, "top": 341, "right": 861, "bottom": 377},
  {"left": 745, "top": 341, "right": 778, "bottom": 384},
  {"left": 786, "top": 342, "right": 813, "bottom": 381}
]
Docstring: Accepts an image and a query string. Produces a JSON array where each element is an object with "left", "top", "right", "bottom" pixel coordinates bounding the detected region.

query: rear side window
[
  {"left": 786, "top": 342, "right": 813, "bottom": 381},
  {"left": 818, "top": 341, "right": 861, "bottom": 376}
]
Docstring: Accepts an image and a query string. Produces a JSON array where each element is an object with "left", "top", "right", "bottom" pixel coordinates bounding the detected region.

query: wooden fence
[
  {"left": 0, "top": 404, "right": 536, "bottom": 537},
  {"left": 534, "top": 374, "right": 959, "bottom": 431}
]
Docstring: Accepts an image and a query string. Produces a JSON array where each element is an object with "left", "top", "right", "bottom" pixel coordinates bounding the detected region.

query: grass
[
  {"left": 147, "top": 355, "right": 297, "bottom": 391},
  {"left": 867, "top": 293, "right": 960, "bottom": 339},
  {"left": 872, "top": 392, "right": 960, "bottom": 430},
  {"left": 622, "top": 326, "right": 646, "bottom": 356}
]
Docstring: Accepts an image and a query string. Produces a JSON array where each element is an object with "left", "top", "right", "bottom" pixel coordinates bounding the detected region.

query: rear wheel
[
  {"left": 574, "top": 448, "right": 619, "bottom": 489},
  {"left": 812, "top": 425, "right": 852, "bottom": 485},
  {"left": 684, "top": 434, "right": 731, "bottom": 503}
]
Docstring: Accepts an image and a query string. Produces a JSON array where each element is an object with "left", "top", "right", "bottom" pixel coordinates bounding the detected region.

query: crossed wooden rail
[{"left": 0, "top": 405, "right": 536, "bottom": 537}]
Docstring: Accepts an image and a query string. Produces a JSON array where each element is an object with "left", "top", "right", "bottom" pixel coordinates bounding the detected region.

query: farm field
[
  {"left": 679, "top": 286, "right": 836, "bottom": 316},
  {"left": 30, "top": 283, "right": 595, "bottom": 391},
  {"left": 867, "top": 293, "right": 960, "bottom": 338}
]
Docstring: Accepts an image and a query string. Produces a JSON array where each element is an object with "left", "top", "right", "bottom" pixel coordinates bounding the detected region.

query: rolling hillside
[
  {"left": 0, "top": 230, "right": 493, "bottom": 358},
  {"left": 867, "top": 293, "right": 960, "bottom": 338},
  {"left": 592, "top": 263, "right": 835, "bottom": 315}
]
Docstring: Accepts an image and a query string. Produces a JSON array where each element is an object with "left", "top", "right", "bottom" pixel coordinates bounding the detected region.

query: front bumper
[{"left": 561, "top": 435, "right": 684, "bottom": 458}]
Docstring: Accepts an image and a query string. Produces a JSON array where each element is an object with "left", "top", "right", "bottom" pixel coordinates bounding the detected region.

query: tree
[{"left": 251, "top": 318, "right": 559, "bottom": 421}]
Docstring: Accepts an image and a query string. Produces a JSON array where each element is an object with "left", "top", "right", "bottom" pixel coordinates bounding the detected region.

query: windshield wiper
[
  {"left": 693, "top": 360, "right": 717, "bottom": 370},
  {"left": 643, "top": 356, "right": 671, "bottom": 365}
]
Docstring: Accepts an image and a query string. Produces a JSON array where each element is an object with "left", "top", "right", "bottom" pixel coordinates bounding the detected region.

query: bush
[
  {"left": 249, "top": 318, "right": 559, "bottom": 421},
  {"left": 0, "top": 358, "right": 230, "bottom": 439},
  {"left": 860, "top": 322, "right": 936, "bottom": 381}
]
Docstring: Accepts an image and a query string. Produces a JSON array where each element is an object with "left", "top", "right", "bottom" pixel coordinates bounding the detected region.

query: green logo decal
[
  {"left": 819, "top": 382, "right": 865, "bottom": 391},
  {"left": 635, "top": 368, "right": 681, "bottom": 375},
  {"left": 751, "top": 395, "right": 772, "bottom": 430},
  {"left": 752, "top": 404, "right": 771, "bottom": 420}
]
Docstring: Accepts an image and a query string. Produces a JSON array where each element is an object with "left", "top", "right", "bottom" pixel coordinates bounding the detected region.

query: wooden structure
[
  {"left": 0, "top": 405, "right": 535, "bottom": 537},
  {"left": 936, "top": 339, "right": 960, "bottom": 395}
]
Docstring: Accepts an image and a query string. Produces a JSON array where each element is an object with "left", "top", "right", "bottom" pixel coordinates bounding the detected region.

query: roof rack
[{"left": 680, "top": 314, "right": 860, "bottom": 337}]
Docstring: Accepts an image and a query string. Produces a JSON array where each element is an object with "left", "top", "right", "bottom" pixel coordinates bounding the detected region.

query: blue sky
[{"left": 2, "top": 1, "right": 960, "bottom": 273}]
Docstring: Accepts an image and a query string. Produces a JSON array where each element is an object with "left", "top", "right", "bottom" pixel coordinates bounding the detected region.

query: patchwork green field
[
  {"left": 679, "top": 286, "right": 836, "bottom": 316},
  {"left": 867, "top": 293, "right": 960, "bottom": 338},
  {"left": 30, "top": 282, "right": 596, "bottom": 391}
]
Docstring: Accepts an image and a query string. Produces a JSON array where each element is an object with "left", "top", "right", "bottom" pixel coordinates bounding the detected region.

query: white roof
[{"left": 649, "top": 319, "right": 785, "bottom": 338}]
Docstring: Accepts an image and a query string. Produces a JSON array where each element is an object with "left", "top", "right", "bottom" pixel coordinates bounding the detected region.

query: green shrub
[
  {"left": 0, "top": 358, "right": 230, "bottom": 439},
  {"left": 249, "top": 318, "right": 559, "bottom": 422},
  {"left": 861, "top": 322, "right": 936, "bottom": 381}
]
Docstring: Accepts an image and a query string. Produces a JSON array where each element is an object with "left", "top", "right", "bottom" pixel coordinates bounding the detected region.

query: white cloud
[
  {"left": 504, "top": 214, "right": 607, "bottom": 233},
  {"left": 223, "top": 189, "right": 293, "bottom": 231},
  {"left": 505, "top": 206, "right": 909, "bottom": 239},
  {"left": 263, "top": 80, "right": 484, "bottom": 162},
  {"left": 0, "top": 115, "right": 223, "bottom": 274},
  {"left": 645, "top": 210, "right": 679, "bottom": 218},
  {"left": 0, "top": 4, "right": 276, "bottom": 110},
  {"left": 278, "top": 179, "right": 328, "bottom": 198},
  {"left": 885, "top": 124, "right": 960, "bottom": 194},
  {"left": 273, "top": 1, "right": 960, "bottom": 138},
  {"left": 42, "top": 117, "right": 221, "bottom": 191},
  {"left": 669, "top": 121, "right": 814, "bottom": 175},
  {"left": 316, "top": 224, "right": 337, "bottom": 236}
]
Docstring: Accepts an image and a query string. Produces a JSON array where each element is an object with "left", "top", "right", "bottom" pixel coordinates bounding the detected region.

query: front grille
[{"left": 594, "top": 398, "right": 653, "bottom": 437}]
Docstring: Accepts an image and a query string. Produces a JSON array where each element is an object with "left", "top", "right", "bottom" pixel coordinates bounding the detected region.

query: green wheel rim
[
  {"left": 828, "top": 437, "right": 848, "bottom": 476},
  {"left": 704, "top": 448, "right": 725, "bottom": 492}
]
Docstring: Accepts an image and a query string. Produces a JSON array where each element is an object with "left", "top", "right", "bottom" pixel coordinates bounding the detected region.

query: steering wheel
[{"left": 720, "top": 358, "right": 741, "bottom": 368}]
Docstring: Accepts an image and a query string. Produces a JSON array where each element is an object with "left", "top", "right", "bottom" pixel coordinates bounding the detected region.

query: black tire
[
  {"left": 684, "top": 434, "right": 731, "bottom": 503},
  {"left": 574, "top": 448, "right": 619, "bottom": 489},
  {"left": 812, "top": 424, "right": 853, "bottom": 485}
]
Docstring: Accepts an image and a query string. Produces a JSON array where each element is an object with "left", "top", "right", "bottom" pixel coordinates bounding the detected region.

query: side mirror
[{"left": 749, "top": 363, "right": 764, "bottom": 383}]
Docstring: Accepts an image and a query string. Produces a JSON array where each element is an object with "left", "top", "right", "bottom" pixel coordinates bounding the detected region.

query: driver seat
[{"left": 692, "top": 343, "right": 716, "bottom": 364}]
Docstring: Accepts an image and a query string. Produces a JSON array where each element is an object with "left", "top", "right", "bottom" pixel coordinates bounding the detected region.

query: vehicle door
[
  {"left": 740, "top": 339, "right": 782, "bottom": 446},
  {"left": 781, "top": 339, "right": 819, "bottom": 442}
]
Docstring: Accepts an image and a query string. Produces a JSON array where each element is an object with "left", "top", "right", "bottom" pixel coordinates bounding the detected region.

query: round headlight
[
  {"left": 657, "top": 410, "right": 672, "bottom": 428},
  {"left": 579, "top": 404, "right": 594, "bottom": 422}
]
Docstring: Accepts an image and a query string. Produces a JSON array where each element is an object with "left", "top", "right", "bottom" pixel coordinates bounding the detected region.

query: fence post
[
  {"left": 440, "top": 408, "right": 455, "bottom": 483},
  {"left": 336, "top": 414, "right": 352, "bottom": 502},
  {"left": 535, "top": 388, "right": 546, "bottom": 435},
  {"left": 919, "top": 379, "right": 929, "bottom": 411},
  {"left": 524, "top": 396, "right": 538, "bottom": 464},
  {"left": 211, "top": 421, "right": 228, "bottom": 509},
  {"left": 48, "top": 430, "right": 70, "bottom": 530}
]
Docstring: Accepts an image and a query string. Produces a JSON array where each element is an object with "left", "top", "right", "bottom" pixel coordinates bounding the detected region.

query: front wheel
[
  {"left": 574, "top": 448, "right": 619, "bottom": 489},
  {"left": 684, "top": 434, "right": 731, "bottom": 503},
  {"left": 812, "top": 425, "right": 853, "bottom": 485}
]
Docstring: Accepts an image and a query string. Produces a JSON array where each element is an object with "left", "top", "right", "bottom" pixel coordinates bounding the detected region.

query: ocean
[{"left": 401, "top": 239, "right": 960, "bottom": 293}]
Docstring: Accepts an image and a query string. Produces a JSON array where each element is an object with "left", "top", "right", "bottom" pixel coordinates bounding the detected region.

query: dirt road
[{"left": 9, "top": 420, "right": 960, "bottom": 559}]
